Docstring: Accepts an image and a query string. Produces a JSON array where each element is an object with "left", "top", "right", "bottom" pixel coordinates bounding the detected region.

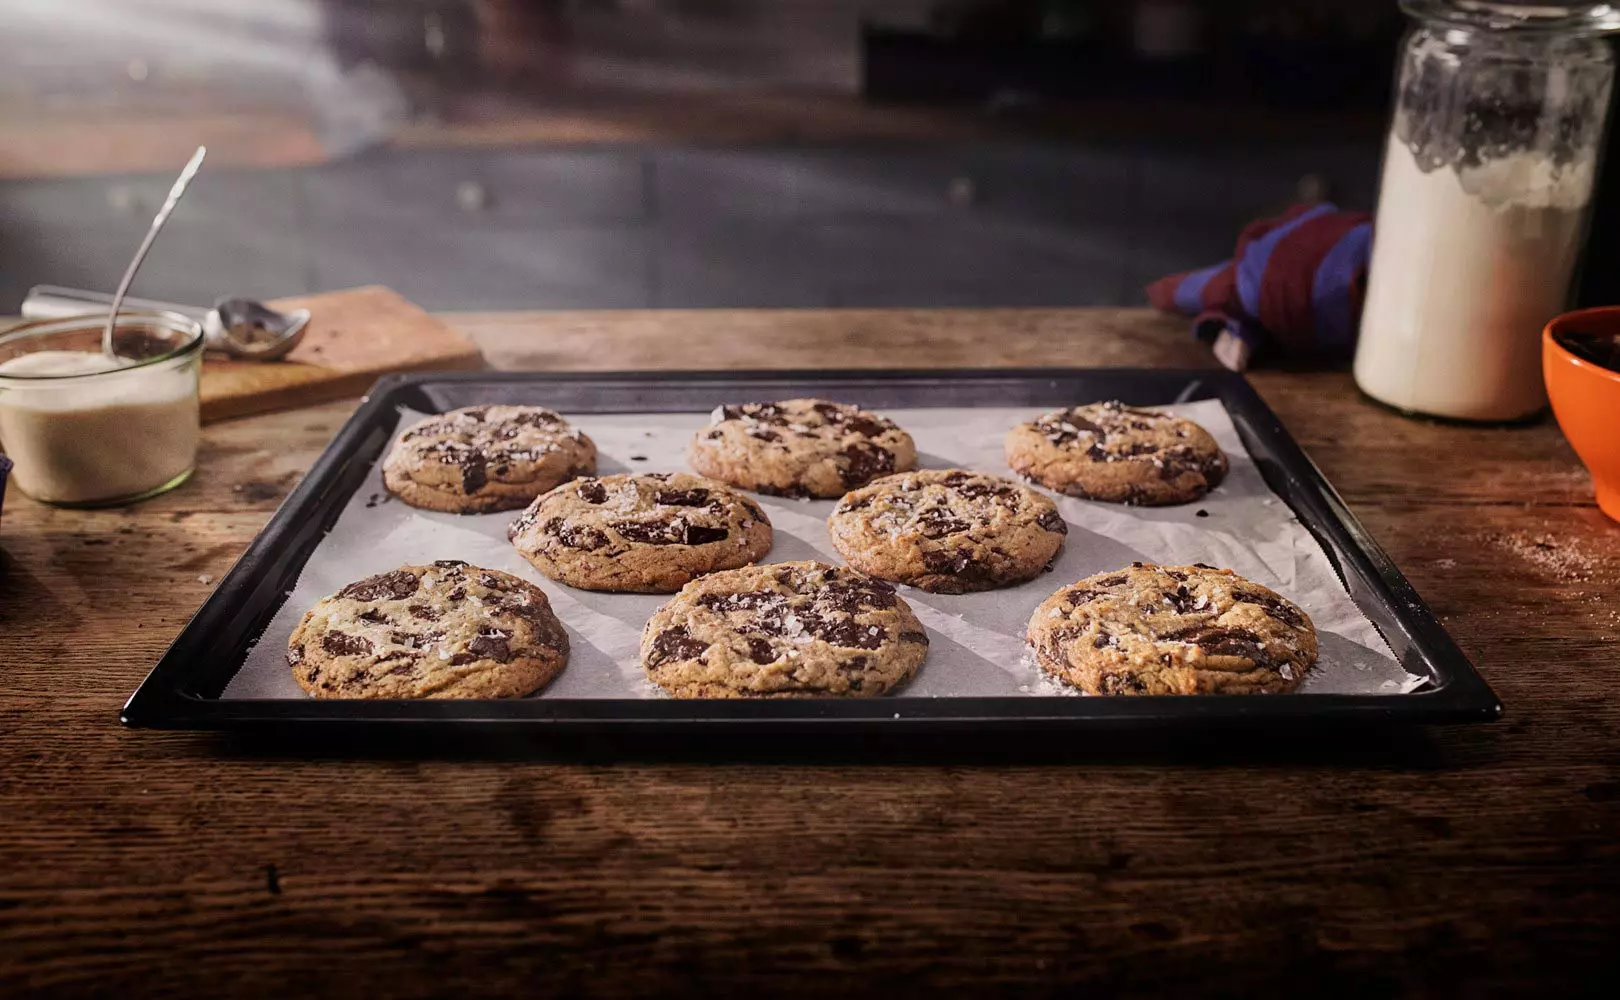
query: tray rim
[{"left": 122, "top": 367, "right": 1503, "bottom": 732}]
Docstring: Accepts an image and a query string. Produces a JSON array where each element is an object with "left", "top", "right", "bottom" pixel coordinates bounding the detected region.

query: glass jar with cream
[{"left": 0, "top": 312, "right": 203, "bottom": 506}]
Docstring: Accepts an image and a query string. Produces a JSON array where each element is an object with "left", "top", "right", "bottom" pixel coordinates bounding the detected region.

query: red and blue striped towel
[{"left": 1147, "top": 203, "right": 1372, "bottom": 371}]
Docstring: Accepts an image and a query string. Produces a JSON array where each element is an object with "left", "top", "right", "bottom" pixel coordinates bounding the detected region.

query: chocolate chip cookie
[
  {"left": 641, "top": 560, "right": 929, "bottom": 698},
  {"left": 828, "top": 469, "right": 1067, "bottom": 593},
  {"left": 687, "top": 399, "right": 916, "bottom": 499},
  {"left": 1027, "top": 562, "right": 1316, "bottom": 696},
  {"left": 383, "top": 405, "right": 597, "bottom": 514},
  {"left": 1005, "top": 401, "right": 1227, "bottom": 506},
  {"left": 288, "top": 560, "right": 569, "bottom": 699},
  {"left": 508, "top": 473, "right": 773, "bottom": 593}
]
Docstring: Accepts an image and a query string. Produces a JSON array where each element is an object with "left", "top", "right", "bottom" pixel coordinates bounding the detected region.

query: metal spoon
[
  {"left": 101, "top": 145, "right": 207, "bottom": 357},
  {"left": 20, "top": 286, "right": 310, "bottom": 361},
  {"left": 203, "top": 297, "right": 311, "bottom": 360}
]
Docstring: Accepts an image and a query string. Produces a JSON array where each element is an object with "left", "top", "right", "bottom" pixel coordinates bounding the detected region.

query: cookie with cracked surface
[
  {"left": 1027, "top": 562, "right": 1316, "bottom": 696},
  {"left": 288, "top": 561, "right": 569, "bottom": 699},
  {"left": 509, "top": 472, "right": 774, "bottom": 593},
  {"left": 828, "top": 469, "right": 1067, "bottom": 593},
  {"left": 640, "top": 560, "right": 929, "bottom": 698},
  {"left": 1005, "top": 401, "right": 1227, "bottom": 506},
  {"left": 383, "top": 405, "right": 597, "bottom": 514},
  {"left": 687, "top": 398, "right": 916, "bottom": 499}
]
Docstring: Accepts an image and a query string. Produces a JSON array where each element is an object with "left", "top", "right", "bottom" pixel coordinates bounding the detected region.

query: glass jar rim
[
  {"left": 1403, "top": 1, "right": 1620, "bottom": 33},
  {"left": 0, "top": 310, "right": 204, "bottom": 382}
]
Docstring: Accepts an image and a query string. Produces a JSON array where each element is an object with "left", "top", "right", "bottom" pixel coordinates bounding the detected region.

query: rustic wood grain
[
  {"left": 2, "top": 308, "right": 1617, "bottom": 997},
  {"left": 200, "top": 287, "right": 484, "bottom": 424}
]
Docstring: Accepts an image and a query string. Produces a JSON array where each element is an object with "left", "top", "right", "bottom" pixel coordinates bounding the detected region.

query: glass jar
[
  {"left": 0, "top": 312, "right": 203, "bottom": 506},
  {"left": 1355, "top": 1, "right": 1619, "bottom": 421}
]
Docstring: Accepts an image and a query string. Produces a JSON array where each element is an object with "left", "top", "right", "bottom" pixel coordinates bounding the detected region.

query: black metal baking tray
[{"left": 122, "top": 369, "right": 1502, "bottom": 733}]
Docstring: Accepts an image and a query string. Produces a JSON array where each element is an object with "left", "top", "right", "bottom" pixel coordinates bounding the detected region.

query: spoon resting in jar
[{"left": 101, "top": 146, "right": 207, "bottom": 358}]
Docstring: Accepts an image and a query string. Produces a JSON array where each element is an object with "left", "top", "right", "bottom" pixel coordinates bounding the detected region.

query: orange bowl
[{"left": 1544, "top": 308, "right": 1620, "bottom": 522}]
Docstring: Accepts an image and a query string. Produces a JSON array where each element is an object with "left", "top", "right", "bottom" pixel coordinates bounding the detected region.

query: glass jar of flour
[
  {"left": 0, "top": 312, "right": 203, "bottom": 506},
  {"left": 1356, "top": 1, "right": 1619, "bottom": 421}
]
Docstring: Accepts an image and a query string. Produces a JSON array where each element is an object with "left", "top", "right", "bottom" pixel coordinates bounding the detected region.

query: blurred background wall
[{"left": 0, "top": 1, "right": 1410, "bottom": 312}]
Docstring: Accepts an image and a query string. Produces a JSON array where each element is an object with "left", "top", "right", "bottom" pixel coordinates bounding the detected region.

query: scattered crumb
[
  {"left": 629, "top": 455, "right": 648, "bottom": 462},
  {"left": 1195, "top": 509, "right": 1209, "bottom": 518},
  {"left": 363, "top": 492, "right": 392, "bottom": 509},
  {"left": 197, "top": 574, "right": 214, "bottom": 584},
  {"left": 1434, "top": 558, "right": 1457, "bottom": 569},
  {"left": 1492, "top": 532, "right": 1597, "bottom": 583}
]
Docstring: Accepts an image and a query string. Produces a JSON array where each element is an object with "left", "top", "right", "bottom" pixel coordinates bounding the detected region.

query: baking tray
[{"left": 122, "top": 369, "right": 1502, "bottom": 733}]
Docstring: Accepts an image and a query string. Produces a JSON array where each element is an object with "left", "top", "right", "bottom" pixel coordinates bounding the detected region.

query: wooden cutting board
[{"left": 200, "top": 286, "right": 483, "bottom": 423}]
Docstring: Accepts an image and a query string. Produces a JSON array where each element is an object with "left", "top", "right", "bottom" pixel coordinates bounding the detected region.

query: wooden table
[{"left": 2, "top": 309, "right": 1617, "bottom": 996}]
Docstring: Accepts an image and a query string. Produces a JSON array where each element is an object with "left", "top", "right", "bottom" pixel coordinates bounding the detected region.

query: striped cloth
[{"left": 1146, "top": 203, "right": 1373, "bottom": 371}]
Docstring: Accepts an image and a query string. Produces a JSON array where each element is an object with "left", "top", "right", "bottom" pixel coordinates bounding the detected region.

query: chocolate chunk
[
  {"left": 1036, "top": 410, "right": 1107, "bottom": 445},
  {"left": 1085, "top": 442, "right": 1110, "bottom": 463},
  {"left": 1095, "top": 574, "right": 1128, "bottom": 587},
  {"left": 804, "top": 615, "right": 886, "bottom": 649},
  {"left": 287, "top": 644, "right": 304, "bottom": 665},
  {"left": 578, "top": 480, "right": 608, "bottom": 504},
  {"left": 1158, "top": 625, "right": 1269, "bottom": 663},
  {"left": 1101, "top": 672, "right": 1146, "bottom": 695},
  {"left": 922, "top": 549, "right": 975, "bottom": 576},
  {"left": 1166, "top": 585, "right": 1198, "bottom": 614},
  {"left": 467, "top": 628, "right": 514, "bottom": 663},
  {"left": 917, "top": 507, "right": 970, "bottom": 539},
  {"left": 839, "top": 442, "right": 895, "bottom": 489},
  {"left": 508, "top": 510, "right": 539, "bottom": 538},
  {"left": 746, "top": 637, "right": 776, "bottom": 665},
  {"left": 655, "top": 488, "right": 712, "bottom": 507},
  {"left": 613, "top": 519, "right": 728, "bottom": 546},
  {"left": 321, "top": 631, "right": 373, "bottom": 657},
  {"left": 899, "top": 630, "right": 929, "bottom": 645},
  {"left": 357, "top": 609, "right": 389, "bottom": 625},
  {"left": 338, "top": 570, "right": 420, "bottom": 602},
  {"left": 845, "top": 415, "right": 888, "bottom": 437},
  {"left": 407, "top": 604, "right": 440, "bottom": 621},
  {"left": 1196, "top": 509, "right": 1210, "bottom": 518},
  {"left": 684, "top": 524, "right": 730, "bottom": 545},
  {"left": 477, "top": 572, "right": 511, "bottom": 591},
  {"left": 1036, "top": 509, "right": 1068, "bottom": 534},
  {"left": 1064, "top": 589, "right": 1103, "bottom": 607},
  {"left": 953, "top": 480, "right": 1014, "bottom": 502},
  {"left": 746, "top": 427, "right": 780, "bottom": 443},
  {"left": 1193, "top": 562, "right": 1217, "bottom": 570},
  {"left": 460, "top": 453, "right": 488, "bottom": 493},
  {"left": 545, "top": 517, "right": 609, "bottom": 551},
  {"left": 1093, "top": 634, "right": 1114, "bottom": 649},
  {"left": 433, "top": 560, "right": 468, "bottom": 570},
  {"left": 511, "top": 410, "right": 563, "bottom": 428},
  {"left": 698, "top": 591, "right": 788, "bottom": 615},
  {"left": 1239, "top": 590, "right": 1307, "bottom": 629},
  {"left": 647, "top": 626, "right": 709, "bottom": 667},
  {"left": 461, "top": 407, "right": 488, "bottom": 422},
  {"left": 448, "top": 587, "right": 466, "bottom": 602},
  {"left": 819, "top": 579, "right": 898, "bottom": 612},
  {"left": 718, "top": 405, "right": 744, "bottom": 421},
  {"left": 811, "top": 402, "right": 849, "bottom": 422},
  {"left": 836, "top": 495, "right": 874, "bottom": 513}
]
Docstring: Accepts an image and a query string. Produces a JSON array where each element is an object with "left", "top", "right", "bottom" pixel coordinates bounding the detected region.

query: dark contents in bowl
[{"left": 1555, "top": 329, "right": 1620, "bottom": 372}]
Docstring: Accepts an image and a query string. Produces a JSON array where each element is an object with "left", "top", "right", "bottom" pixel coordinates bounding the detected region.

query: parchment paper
[{"left": 226, "top": 399, "right": 1418, "bottom": 699}]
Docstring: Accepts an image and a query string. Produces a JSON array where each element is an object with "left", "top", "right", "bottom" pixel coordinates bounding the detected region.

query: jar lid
[{"left": 1404, "top": 1, "right": 1620, "bottom": 32}]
